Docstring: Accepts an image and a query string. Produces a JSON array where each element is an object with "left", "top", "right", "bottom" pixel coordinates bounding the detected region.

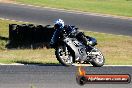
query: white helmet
[{"left": 54, "top": 19, "right": 64, "bottom": 29}]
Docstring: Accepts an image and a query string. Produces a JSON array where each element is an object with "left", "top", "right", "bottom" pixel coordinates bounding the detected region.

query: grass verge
[
  {"left": 14, "top": 0, "right": 132, "bottom": 17},
  {"left": 0, "top": 19, "right": 132, "bottom": 65}
]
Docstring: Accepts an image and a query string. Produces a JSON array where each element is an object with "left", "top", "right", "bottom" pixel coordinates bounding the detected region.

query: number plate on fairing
[
  {"left": 64, "top": 38, "right": 88, "bottom": 61},
  {"left": 78, "top": 48, "right": 85, "bottom": 56},
  {"left": 73, "top": 40, "right": 83, "bottom": 47}
]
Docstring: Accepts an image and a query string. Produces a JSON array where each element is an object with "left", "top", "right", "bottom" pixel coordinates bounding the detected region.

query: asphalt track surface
[
  {"left": 0, "top": 65, "right": 131, "bottom": 88},
  {"left": 0, "top": 3, "right": 132, "bottom": 36}
]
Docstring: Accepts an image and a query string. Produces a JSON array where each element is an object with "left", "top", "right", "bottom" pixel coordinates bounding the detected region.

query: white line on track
[
  {"left": 80, "top": 30, "right": 132, "bottom": 37},
  {"left": 1, "top": 17, "right": 131, "bottom": 37},
  {"left": 73, "top": 64, "right": 132, "bottom": 67},
  {"left": 0, "top": 63, "right": 24, "bottom": 65},
  {"left": 10, "top": 2, "right": 132, "bottom": 21},
  {"left": 0, "top": 63, "right": 132, "bottom": 66},
  {"left": 104, "top": 65, "right": 132, "bottom": 67},
  {"left": 0, "top": 17, "right": 30, "bottom": 23}
]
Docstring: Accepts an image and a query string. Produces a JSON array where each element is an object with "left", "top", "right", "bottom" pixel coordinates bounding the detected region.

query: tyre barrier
[{"left": 7, "top": 24, "right": 55, "bottom": 49}]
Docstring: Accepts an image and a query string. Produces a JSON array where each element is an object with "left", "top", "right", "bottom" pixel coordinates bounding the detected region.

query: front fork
[
  {"left": 85, "top": 46, "right": 95, "bottom": 62},
  {"left": 62, "top": 45, "right": 69, "bottom": 55}
]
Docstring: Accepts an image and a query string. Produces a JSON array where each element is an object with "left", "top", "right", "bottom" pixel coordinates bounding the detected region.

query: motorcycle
[{"left": 51, "top": 28, "right": 105, "bottom": 67}]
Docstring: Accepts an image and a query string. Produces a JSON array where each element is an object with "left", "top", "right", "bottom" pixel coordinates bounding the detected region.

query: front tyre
[
  {"left": 55, "top": 45, "right": 74, "bottom": 66},
  {"left": 90, "top": 48, "right": 105, "bottom": 67}
]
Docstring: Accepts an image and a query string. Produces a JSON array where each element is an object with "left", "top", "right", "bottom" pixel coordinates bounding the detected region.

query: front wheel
[
  {"left": 90, "top": 48, "right": 105, "bottom": 67},
  {"left": 55, "top": 45, "right": 74, "bottom": 66}
]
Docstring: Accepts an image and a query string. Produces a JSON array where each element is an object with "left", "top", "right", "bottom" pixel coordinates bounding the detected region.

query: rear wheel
[
  {"left": 90, "top": 48, "right": 105, "bottom": 67},
  {"left": 55, "top": 45, "right": 74, "bottom": 66}
]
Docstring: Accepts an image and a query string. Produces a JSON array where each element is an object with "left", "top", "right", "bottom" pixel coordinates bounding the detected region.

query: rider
[{"left": 50, "top": 19, "right": 92, "bottom": 47}]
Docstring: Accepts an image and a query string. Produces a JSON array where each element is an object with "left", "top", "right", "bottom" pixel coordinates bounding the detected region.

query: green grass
[
  {"left": 0, "top": 19, "right": 59, "bottom": 65},
  {"left": 0, "top": 20, "right": 12, "bottom": 50},
  {"left": 0, "top": 19, "right": 132, "bottom": 65},
  {"left": 85, "top": 31, "right": 132, "bottom": 65},
  {"left": 14, "top": 0, "right": 132, "bottom": 17}
]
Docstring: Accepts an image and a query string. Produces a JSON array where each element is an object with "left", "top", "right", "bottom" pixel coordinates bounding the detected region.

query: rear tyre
[{"left": 55, "top": 45, "right": 74, "bottom": 66}]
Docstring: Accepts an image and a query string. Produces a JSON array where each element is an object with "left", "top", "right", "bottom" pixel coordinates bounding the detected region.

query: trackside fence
[{"left": 7, "top": 24, "right": 55, "bottom": 49}]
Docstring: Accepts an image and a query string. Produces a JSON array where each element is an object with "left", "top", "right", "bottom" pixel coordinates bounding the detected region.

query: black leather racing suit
[{"left": 50, "top": 25, "right": 89, "bottom": 47}]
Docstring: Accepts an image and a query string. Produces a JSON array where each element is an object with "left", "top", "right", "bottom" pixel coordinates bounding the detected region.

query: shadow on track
[
  {"left": 15, "top": 61, "right": 63, "bottom": 66},
  {"left": 0, "top": 36, "right": 9, "bottom": 41}
]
